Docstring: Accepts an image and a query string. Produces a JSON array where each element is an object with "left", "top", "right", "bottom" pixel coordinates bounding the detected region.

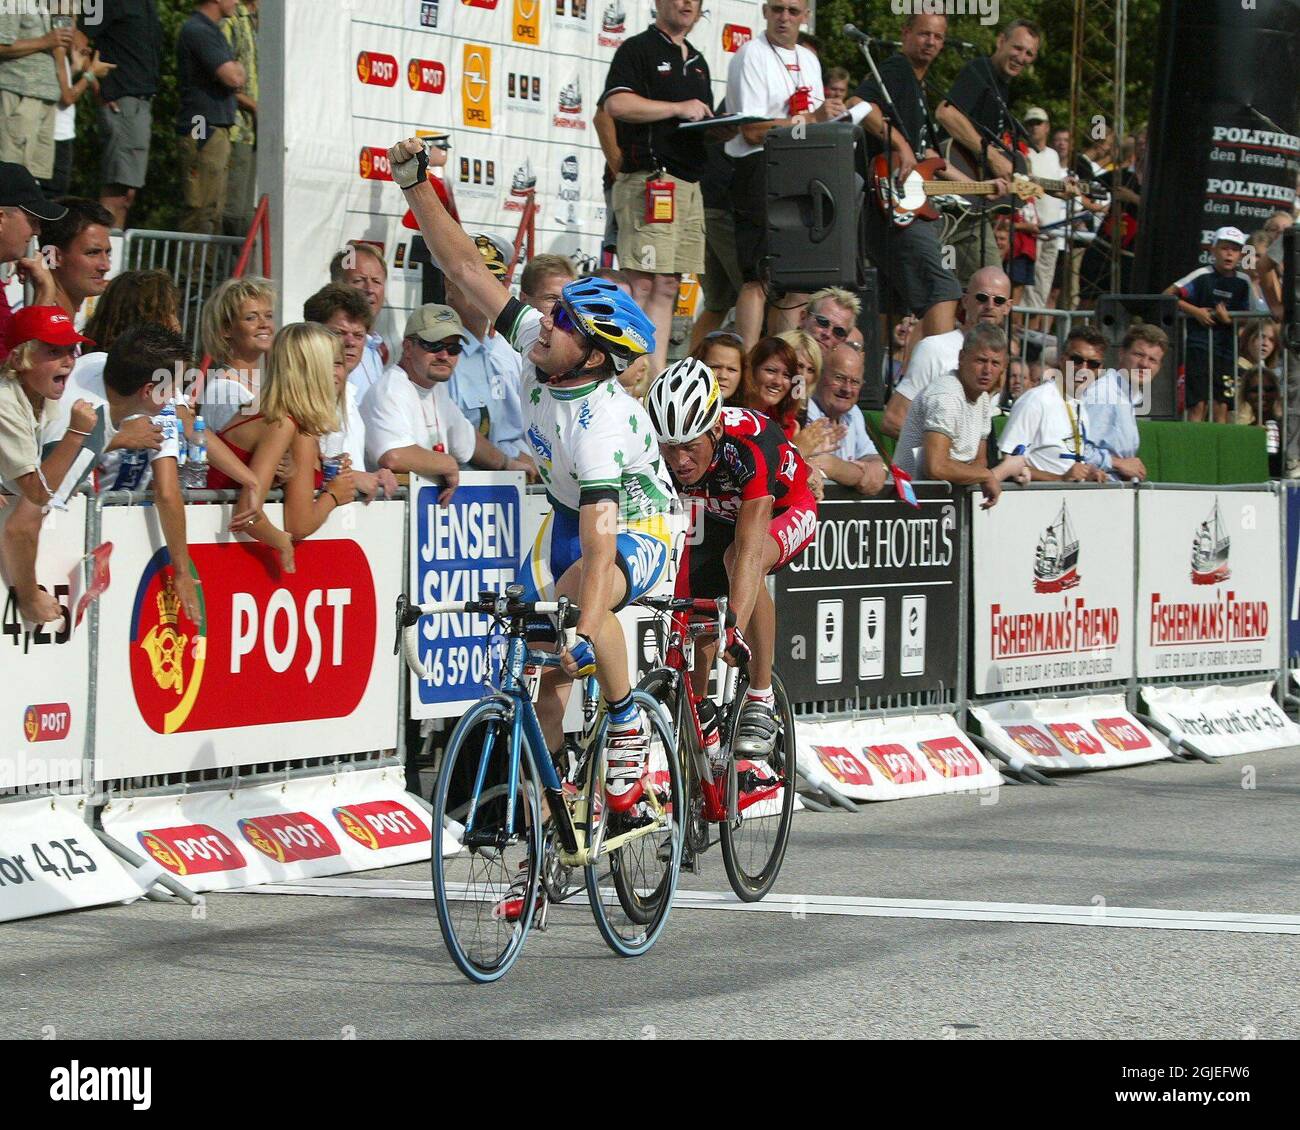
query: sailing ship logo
[
  {"left": 510, "top": 158, "right": 536, "bottom": 196},
  {"left": 557, "top": 74, "right": 582, "bottom": 115},
  {"left": 601, "top": 1, "right": 625, "bottom": 33},
  {"left": 1190, "top": 498, "right": 1230, "bottom": 585},
  {"left": 1032, "top": 501, "right": 1081, "bottom": 593}
]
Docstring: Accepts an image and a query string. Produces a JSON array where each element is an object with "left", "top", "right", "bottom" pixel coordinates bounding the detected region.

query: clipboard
[{"left": 676, "top": 114, "right": 771, "bottom": 131}]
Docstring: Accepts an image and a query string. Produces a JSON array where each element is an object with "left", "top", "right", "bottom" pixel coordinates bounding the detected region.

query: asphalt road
[{"left": 2, "top": 747, "right": 1297, "bottom": 1040}]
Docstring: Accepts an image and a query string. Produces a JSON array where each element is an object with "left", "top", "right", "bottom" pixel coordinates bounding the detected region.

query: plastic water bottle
[{"left": 182, "top": 418, "right": 208, "bottom": 489}]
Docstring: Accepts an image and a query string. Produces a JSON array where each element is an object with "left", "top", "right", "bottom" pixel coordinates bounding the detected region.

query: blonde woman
[
  {"left": 208, "top": 323, "right": 356, "bottom": 556},
  {"left": 199, "top": 276, "right": 276, "bottom": 432},
  {"left": 320, "top": 332, "right": 399, "bottom": 502},
  {"left": 778, "top": 328, "right": 846, "bottom": 463}
]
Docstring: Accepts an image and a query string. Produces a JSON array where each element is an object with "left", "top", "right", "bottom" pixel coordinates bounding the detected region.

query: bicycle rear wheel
[
  {"left": 432, "top": 698, "right": 542, "bottom": 984},
  {"left": 585, "top": 690, "right": 682, "bottom": 956},
  {"left": 720, "top": 671, "right": 797, "bottom": 902}
]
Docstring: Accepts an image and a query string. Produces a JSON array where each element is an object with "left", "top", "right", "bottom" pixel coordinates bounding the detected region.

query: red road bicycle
[{"left": 635, "top": 596, "right": 798, "bottom": 901}]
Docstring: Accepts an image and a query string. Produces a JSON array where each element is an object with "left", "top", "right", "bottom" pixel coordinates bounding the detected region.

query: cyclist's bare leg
[{"left": 723, "top": 538, "right": 780, "bottom": 689}]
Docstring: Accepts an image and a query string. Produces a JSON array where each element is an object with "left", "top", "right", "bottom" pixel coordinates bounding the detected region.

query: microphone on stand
[
  {"left": 843, "top": 24, "right": 901, "bottom": 49},
  {"left": 946, "top": 39, "right": 979, "bottom": 52}
]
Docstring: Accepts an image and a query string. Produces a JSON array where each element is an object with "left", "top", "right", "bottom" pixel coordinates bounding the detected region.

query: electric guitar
[
  {"left": 871, "top": 154, "right": 1043, "bottom": 227},
  {"left": 940, "top": 135, "right": 1104, "bottom": 214}
]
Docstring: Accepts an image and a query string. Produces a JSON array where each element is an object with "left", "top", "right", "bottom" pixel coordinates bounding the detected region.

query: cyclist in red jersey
[{"left": 646, "top": 358, "right": 817, "bottom": 756}]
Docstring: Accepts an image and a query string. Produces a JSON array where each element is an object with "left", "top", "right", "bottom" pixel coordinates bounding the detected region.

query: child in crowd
[
  {"left": 690, "top": 330, "right": 747, "bottom": 403},
  {"left": 1165, "top": 226, "right": 1254, "bottom": 422}
]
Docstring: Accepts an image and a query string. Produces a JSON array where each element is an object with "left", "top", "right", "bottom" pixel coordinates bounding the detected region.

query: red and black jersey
[{"left": 680, "top": 406, "right": 814, "bottom": 524}]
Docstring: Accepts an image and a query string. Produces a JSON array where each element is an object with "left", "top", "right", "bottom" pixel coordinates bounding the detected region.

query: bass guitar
[{"left": 871, "top": 153, "right": 1042, "bottom": 228}]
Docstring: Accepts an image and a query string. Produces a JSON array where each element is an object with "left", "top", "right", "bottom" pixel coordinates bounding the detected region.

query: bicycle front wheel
[
  {"left": 720, "top": 671, "right": 797, "bottom": 902},
  {"left": 433, "top": 697, "right": 542, "bottom": 984},
  {"left": 584, "top": 690, "right": 682, "bottom": 957}
]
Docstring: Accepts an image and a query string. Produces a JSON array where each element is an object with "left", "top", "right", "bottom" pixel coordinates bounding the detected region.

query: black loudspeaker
[
  {"left": 1284, "top": 226, "right": 1298, "bottom": 351},
  {"left": 763, "top": 122, "right": 866, "bottom": 293},
  {"left": 855, "top": 268, "right": 886, "bottom": 410},
  {"left": 1093, "top": 293, "right": 1180, "bottom": 419}
]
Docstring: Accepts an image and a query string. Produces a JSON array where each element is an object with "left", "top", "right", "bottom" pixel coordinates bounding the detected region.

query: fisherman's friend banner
[
  {"left": 1136, "top": 490, "right": 1281, "bottom": 679},
  {"left": 972, "top": 487, "right": 1135, "bottom": 695}
]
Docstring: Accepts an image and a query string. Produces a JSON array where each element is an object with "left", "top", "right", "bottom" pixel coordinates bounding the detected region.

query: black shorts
[
  {"left": 1183, "top": 347, "right": 1235, "bottom": 409},
  {"left": 863, "top": 207, "right": 963, "bottom": 316},
  {"left": 730, "top": 152, "right": 767, "bottom": 284},
  {"left": 673, "top": 506, "right": 817, "bottom": 598}
]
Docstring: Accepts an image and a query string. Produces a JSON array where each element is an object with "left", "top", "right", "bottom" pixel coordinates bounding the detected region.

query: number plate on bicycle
[{"left": 523, "top": 663, "right": 543, "bottom": 702}]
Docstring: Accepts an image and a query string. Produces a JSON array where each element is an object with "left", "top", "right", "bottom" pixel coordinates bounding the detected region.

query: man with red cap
[
  {"left": 0, "top": 305, "right": 96, "bottom": 623},
  {"left": 0, "top": 162, "right": 64, "bottom": 363}
]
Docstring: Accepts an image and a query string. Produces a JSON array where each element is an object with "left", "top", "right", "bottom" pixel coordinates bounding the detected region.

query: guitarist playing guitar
[
  {"left": 935, "top": 18, "right": 1041, "bottom": 286},
  {"left": 847, "top": 11, "right": 979, "bottom": 337}
]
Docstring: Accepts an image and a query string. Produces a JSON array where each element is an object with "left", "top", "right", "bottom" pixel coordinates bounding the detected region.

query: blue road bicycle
[{"left": 396, "top": 587, "right": 682, "bottom": 984}]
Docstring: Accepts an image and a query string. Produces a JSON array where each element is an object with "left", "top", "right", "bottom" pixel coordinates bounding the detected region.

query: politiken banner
[
  {"left": 409, "top": 470, "right": 526, "bottom": 719},
  {"left": 1142, "top": 681, "right": 1300, "bottom": 758},
  {"left": 795, "top": 713, "right": 1001, "bottom": 802},
  {"left": 0, "top": 794, "right": 142, "bottom": 923},
  {"left": 101, "top": 766, "right": 444, "bottom": 893},
  {"left": 94, "top": 500, "right": 402, "bottom": 781},
  {"left": 1136, "top": 490, "right": 1280, "bottom": 679},
  {"left": 972, "top": 487, "right": 1134, "bottom": 695},
  {"left": 970, "top": 693, "right": 1170, "bottom": 773},
  {"left": 260, "top": 0, "right": 759, "bottom": 343},
  {"left": 775, "top": 485, "right": 962, "bottom": 705},
  {"left": 0, "top": 495, "right": 90, "bottom": 791}
]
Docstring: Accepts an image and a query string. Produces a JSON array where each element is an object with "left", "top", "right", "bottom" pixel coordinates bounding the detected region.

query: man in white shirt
[
  {"left": 724, "top": 0, "right": 847, "bottom": 346},
  {"left": 895, "top": 324, "right": 1028, "bottom": 507},
  {"left": 805, "top": 344, "right": 886, "bottom": 493},
  {"left": 330, "top": 243, "right": 392, "bottom": 391},
  {"left": 883, "top": 266, "right": 1011, "bottom": 436},
  {"left": 1022, "top": 108, "right": 1066, "bottom": 316},
  {"left": 360, "top": 304, "right": 529, "bottom": 503}
]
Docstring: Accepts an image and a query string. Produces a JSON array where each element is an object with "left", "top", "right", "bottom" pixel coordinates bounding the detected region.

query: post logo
[
  {"left": 129, "top": 542, "right": 376, "bottom": 735},
  {"left": 863, "top": 744, "right": 925, "bottom": 785},
  {"left": 408, "top": 58, "right": 446, "bottom": 93},
  {"left": 334, "top": 801, "right": 431, "bottom": 850},
  {"left": 359, "top": 147, "right": 393, "bottom": 181},
  {"left": 356, "top": 51, "right": 398, "bottom": 87},
  {"left": 462, "top": 0, "right": 499, "bottom": 7},
  {"left": 1005, "top": 724, "right": 1063, "bottom": 758},
  {"left": 513, "top": 0, "right": 541, "bottom": 43},
  {"left": 1047, "top": 722, "right": 1104, "bottom": 756},
  {"left": 238, "top": 813, "right": 341, "bottom": 864},
  {"left": 723, "top": 24, "right": 752, "bottom": 51},
  {"left": 461, "top": 45, "right": 493, "bottom": 129},
  {"left": 23, "top": 703, "right": 71, "bottom": 743},
  {"left": 137, "top": 825, "right": 246, "bottom": 876},
  {"left": 919, "top": 737, "right": 982, "bottom": 778},
  {"left": 812, "top": 745, "right": 872, "bottom": 787},
  {"left": 1095, "top": 716, "right": 1153, "bottom": 751}
]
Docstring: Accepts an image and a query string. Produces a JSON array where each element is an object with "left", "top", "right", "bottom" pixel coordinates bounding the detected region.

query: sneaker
[
  {"left": 734, "top": 699, "right": 778, "bottom": 758},
  {"left": 603, "top": 716, "right": 649, "bottom": 813},
  {"left": 492, "top": 863, "right": 542, "bottom": 923}
]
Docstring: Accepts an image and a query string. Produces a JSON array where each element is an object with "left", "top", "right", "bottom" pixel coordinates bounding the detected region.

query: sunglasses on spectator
[
  {"left": 416, "top": 337, "right": 464, "bottom": 355},
  {"left": 812, "top": 313, "right": 850, "bottom": 339},
  {"left": 1065, "top": 352, "right": 1100, "bottom": 367},
  {"left": 767, "top": 3, "right": 803, "bottom": 13},
  {"left": 974, "top": 293, "right": 1010, "bottom": 306}
]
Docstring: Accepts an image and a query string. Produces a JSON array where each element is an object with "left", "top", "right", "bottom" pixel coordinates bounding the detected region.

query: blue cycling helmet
[{"left": 556, "top": 277, "right": 655, "bottom": 372}]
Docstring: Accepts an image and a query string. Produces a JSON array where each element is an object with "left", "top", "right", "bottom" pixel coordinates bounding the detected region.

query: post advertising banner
[
  {"left": 1136, "top": 489, "right": 1280, "bottom": 679},
  {"left": 970, "top": 693, "right": 1170, "bottom": 773},
  {"left": 1142, "top": 681, "right": 1300, "bottom": 758},
  {"left": 0, "top": 794, "right": 142, "bottom": 922},
  {"left": 795, "top": 713, "right": 1001, "bottom": 802},
  {"left": 0, "top": 496, "right": 90, "bottom": 790},
  {"left": 972, "top": 487, "right": 1134, "bottom": 694},
  {"left": 775, "top": 485, "right": 962, "bottom": 706},
  {"left": 94, "top": 500, "right": 402, "bottom": 781},
  {"left": 101, "top": 767, "right": 443, "bottom": 893},
  {"left": 408, "top": 470, "right": 525, "bottom": 719}
]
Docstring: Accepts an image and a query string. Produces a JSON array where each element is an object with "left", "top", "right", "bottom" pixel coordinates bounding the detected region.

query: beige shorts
[
  {"left": 612, "top": 170, "right": 705, "bottom": 276},
  {"left": 0, "top": 91, "right": 56, "bottom": 181}
]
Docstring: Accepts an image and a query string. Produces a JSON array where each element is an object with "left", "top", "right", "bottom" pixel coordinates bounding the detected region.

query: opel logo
[
  {"left": 464, "top": 50, "right": 488, "bottom": 102},
  {"left": 518, "top": 0, "right": 538, "bottom": 16}
]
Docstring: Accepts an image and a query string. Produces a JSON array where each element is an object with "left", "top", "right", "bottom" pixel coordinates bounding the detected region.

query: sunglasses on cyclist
[
  {"left": 416, "top": 337, "right": 464, "bottom": 356},
  {"left": 812, "top": 313, "right": 849, "bottom": 340},
  {"left": 549, "top": 301, "right": 581, "bottom": 334},
  {"left": 974, "top": 293, "right": 1010, "bottom": 306}
]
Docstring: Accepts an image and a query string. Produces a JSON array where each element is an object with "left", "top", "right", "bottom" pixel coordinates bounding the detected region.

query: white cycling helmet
[{"left": 646, "top": 357, "right": 722, "bottom": 444}]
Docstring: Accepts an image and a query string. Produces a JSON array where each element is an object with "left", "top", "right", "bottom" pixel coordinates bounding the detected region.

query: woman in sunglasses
[{"left": 387, "top": 136, "right": 678, "bottom": 815}]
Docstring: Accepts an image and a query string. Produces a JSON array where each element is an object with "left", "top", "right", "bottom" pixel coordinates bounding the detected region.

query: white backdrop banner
[
  {"left": 0, "top": 496, "right": 90, "bottom": 790},
  {"left": 971, "top": 693, "right": 1170, "bottom": 772},
  {"left": 1136, "top": 490, "right": 1280, "bottom": 679},
  {"left": 1142, "top": 681, "right": 1300, "bottom": 757},
  {"left": 972, "top": 488, "right": 1134, "bottom": 694},
  {"left": 795, "top": 713, "right": 1001, "bottom": 801},
  {"left": 100, "top": 766, "right": 443, "bottom": 893},
  {"left": 0, "top": 794, "right": 142, "bottom": 922},
  {"left": 261, "top": 0, "right": 758, "bottom": 339},
  {"left": 94, "top": 500, "right": 401, "bottom": 781}
]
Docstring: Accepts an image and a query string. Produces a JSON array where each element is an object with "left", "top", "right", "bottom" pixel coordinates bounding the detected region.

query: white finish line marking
[{"left": 232, "top": 878, "right": 1300, "bottom": 935}]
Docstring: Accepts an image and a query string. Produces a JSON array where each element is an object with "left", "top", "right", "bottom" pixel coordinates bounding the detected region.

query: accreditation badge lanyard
[
  {"left": 419, "top": 384, "right": 448, "bottom": 454},
  {"left": 768, "top": 35, "right": 811, "bottom": 115}
]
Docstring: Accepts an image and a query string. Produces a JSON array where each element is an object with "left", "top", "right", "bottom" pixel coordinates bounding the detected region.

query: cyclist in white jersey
[{"left": 388, "top": 137, "right": 676, "bottom": 812}]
